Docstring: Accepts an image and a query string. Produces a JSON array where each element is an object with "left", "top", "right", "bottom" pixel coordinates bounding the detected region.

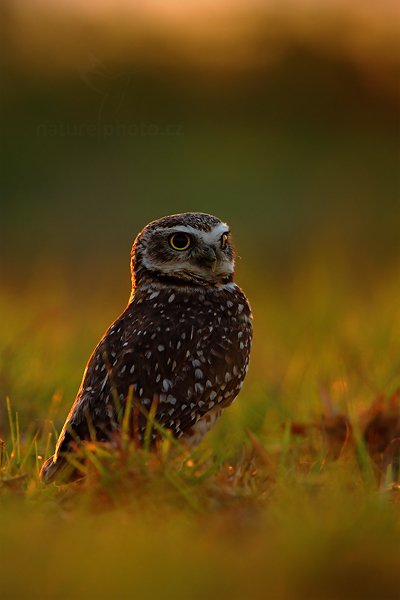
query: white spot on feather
[{"left": 162, "top": 379, "right": 172, "bottom": 392}]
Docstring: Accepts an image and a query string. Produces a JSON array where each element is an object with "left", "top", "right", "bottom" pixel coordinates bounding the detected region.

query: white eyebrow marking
[{"left": 167, "top": 223, "right": 229, "bottom": 245}]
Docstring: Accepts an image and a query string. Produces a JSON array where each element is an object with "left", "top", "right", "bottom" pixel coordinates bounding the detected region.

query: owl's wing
[
  {"left": 40, "top": 310, "right": 134, "bottom": 483},
  {"left": 40, "top": 299, "right": 189, "bottom": 482}
]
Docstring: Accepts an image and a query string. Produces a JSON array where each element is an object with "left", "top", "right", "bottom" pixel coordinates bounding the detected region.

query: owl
[{"left": 41, "top": 212, "right": 252, "bottom": 483}]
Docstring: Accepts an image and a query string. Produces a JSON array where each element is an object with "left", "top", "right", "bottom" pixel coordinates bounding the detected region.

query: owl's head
[{"left": 131, "top": 212, "right": 235, "bottom": 288}]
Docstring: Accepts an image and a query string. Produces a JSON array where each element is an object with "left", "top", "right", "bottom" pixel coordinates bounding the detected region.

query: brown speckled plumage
[{"left": 41, "top": 212, "right": 252, "bottom": 483}]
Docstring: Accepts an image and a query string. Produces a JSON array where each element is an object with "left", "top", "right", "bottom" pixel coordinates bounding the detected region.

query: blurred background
[
  {"left": 0, "top": 0, "right": 399, "bottom": 428},
  {"left": 1, "top": 6, "right": 400, "bottom": 598}
]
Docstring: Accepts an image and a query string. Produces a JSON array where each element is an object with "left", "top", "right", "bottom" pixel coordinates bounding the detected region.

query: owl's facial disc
[{"left": 136, "top": 220, "right": 235, "bottom": 284}]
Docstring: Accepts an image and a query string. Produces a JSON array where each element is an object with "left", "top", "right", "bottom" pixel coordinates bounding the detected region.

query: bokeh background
[
  {"left": 1, "top": 3, "right": 400, "bottom": 600},
  {"left": 1, "top": 0, "right": 399, "bottom": 429}
]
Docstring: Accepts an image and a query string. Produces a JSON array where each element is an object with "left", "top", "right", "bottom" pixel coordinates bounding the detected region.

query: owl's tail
[{"left": 40, "top": 455, "right": 81, "bottom": 484}]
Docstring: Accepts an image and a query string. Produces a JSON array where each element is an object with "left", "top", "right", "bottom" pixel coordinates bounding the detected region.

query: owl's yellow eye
[
  {"left": 220, "top": 233, "right": 229, "bottom": 249},
  {"left": 169, "top": 232, "right": 191, "bottom": 251}
]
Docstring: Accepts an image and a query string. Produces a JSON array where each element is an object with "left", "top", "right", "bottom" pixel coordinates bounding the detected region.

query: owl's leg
[{"left": 182, "top": 408, "right": 223, "bottom": 448}]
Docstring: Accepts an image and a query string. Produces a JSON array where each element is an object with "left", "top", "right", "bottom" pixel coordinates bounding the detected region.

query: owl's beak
[{"left": 198, "top": 246, "right": 218, "bottom": 271}]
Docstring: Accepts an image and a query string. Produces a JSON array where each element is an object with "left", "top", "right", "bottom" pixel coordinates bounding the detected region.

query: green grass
[{"left": 1, "top": 257, "right": 400, "bottom": 600}]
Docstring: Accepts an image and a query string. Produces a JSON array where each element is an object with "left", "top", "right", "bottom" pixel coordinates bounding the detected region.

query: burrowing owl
[{"left": 41, "top": 212, "right": 252, "bottom": 483}]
